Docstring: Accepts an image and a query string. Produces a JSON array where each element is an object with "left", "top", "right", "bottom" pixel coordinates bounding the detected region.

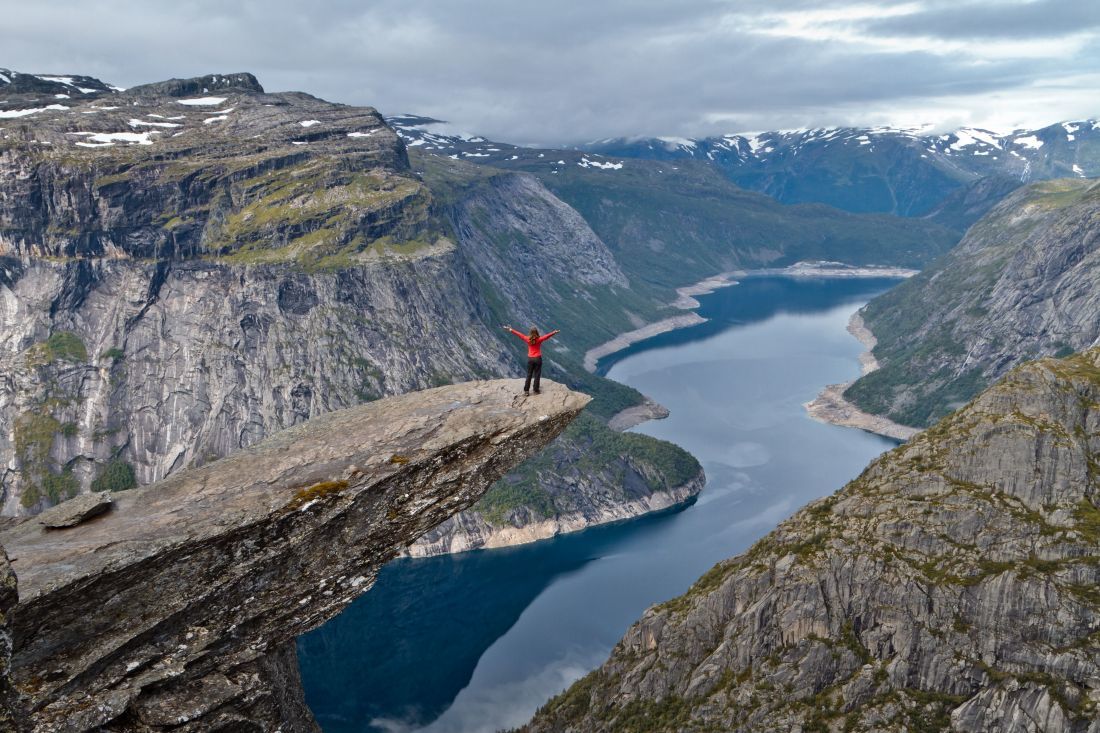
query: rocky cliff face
[
  {"left": 0, "top": 250, "right": 512, "bottom": 513},
  {"left": 524, "top": 349, "right": 1100, "bottom": 733},
  {"left": 846, "top": 178, "right": 1100, "bottom": 428},
  {"left": 1, "top": 379, "right": 589, "bottom": 732}
]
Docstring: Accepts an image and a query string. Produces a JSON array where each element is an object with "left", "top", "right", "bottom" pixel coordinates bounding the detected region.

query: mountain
[
  {"left": 391, "top": 114, "right": 1100, "bottom": 226},
  {"left": 394, "top": 118, "right": 962, "bottom": 301},
  {"left": 0, "top": 70, "right": 701, "bottom": 552},
  {"left": 845, "top": 178, "right": 1100, "bottom": 428},
  {"left": 580, "top": 122, "right": 1100, "bottom": 221},
  {"left": 0, "top": 68, "right": 116, "bottom": 99},
  {"left": 522, "top": 348, "right": 1100, "bottom": 733}
]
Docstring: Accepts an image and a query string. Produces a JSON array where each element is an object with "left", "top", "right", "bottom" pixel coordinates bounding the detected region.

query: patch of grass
[
  {"left": 287, "top": 479, "right": 350, "bottom": 509},
  {"left": 26, "top": 331, "right": 88, "bottom": 366}
]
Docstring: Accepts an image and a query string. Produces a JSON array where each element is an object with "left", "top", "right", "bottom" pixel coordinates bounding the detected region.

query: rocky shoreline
[
  {"left": 405, "top": 468, "right": 705, "bottom": 557},
  {"left": 584, "top": 263, "right": 917, "bottom": 374},
  {"left": 804, "top": 312, "right": 920, "bottom": 441},
  {"left": 607, "top": 397, "right": 670, "bottom": 431}
]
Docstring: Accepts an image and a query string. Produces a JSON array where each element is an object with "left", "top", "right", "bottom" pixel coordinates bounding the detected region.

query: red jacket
[{"left": 510, "top": 328, "right": 559, "bottom": 358}]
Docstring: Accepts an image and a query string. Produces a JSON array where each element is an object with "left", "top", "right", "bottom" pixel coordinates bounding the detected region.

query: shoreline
[
  {"left": 803, "top": 312, "right": 920, "bottom": 441},
  {"left": 404, "top": 469, "right": 706, "bottom": 558},
  {"left": 608, "top": 397, "right": 670, "bottom": 431},
  {"left": 584, "top": 262, "right": 918, "bottom": 375}
]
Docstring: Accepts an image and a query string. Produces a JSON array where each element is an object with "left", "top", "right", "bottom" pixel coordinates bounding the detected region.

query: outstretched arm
[
  {"left": 503, "top": 326, "right": 526, "bottom": 340},
  {"left": 538, "top": 329, "right": 561, "bottom": 343}
]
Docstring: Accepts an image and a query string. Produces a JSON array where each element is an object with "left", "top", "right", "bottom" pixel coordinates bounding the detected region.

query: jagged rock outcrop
[
  {"left": 847, "top": 178, "right": 1100, "bottom": 428},
  {"left": 2, "top": 379, "right": 589, "bottom": 732},
  {"left": 524, "top": 350, "right": 1100, "bottom": 733}
]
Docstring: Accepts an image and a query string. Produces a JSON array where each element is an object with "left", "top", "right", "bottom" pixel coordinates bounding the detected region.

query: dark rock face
[
  {"left": 0, "top": 69, "right": 113, "bottom": 99},
  {"left": 2, "top": 379, "right": 589, "bottom": 732},
  {"left": 846, "top": 178, "right": 1100, "bottom": 428},
  {"left": 524, "top": 350, "right": 1100, "bottom": 733},
  {"left": 123, "top": 73, "right": 264, "bottom": 97},
  {"left": 0, "top": 547, "right": 25, "bottom": 731}
]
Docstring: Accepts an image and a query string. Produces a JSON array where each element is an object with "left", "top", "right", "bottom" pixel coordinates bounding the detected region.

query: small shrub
[{"left": 91, "top": 459, "right": 137, "bottom": 493}]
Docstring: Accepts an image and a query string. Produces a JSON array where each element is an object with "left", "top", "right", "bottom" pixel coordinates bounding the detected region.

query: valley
[{"left": 0, "top": 62, "right": 1097, "bottom": 733}]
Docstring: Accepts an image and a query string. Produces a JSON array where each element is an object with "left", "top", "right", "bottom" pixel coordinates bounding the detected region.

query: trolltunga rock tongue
[{"left": 1, "top": 379, "right": 589, "bottom": 732}]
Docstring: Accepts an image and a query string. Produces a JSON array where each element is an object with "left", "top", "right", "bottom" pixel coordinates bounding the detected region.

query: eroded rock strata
[
  {"left": 524, "top": 350, "right": 1100, "bottom": 733},
  {"left": 2, "top": 379, "right": 588, "bottom": 732}
]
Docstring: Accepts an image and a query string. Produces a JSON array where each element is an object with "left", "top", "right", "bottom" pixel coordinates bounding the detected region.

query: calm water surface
[{"left": 299, "top": 276, "right": 901, "bottom": 733}]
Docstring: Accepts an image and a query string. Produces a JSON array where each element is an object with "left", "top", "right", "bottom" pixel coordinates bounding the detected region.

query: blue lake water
[{"left": 298, "top": 275, "right": 901, "bottom": 732}]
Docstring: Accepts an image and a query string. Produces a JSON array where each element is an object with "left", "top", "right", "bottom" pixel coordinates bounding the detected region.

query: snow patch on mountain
[
  {"left": 178, "top": 97, "right": 228, "bottom": 106},
  {"left": 578, "top": 156, "right": 623, "bottom": 170},
  {"left": 69, "top": 131, "right": 160, "bottom": 146},
  {"left": 1014, "top": 135, "right": 1043, "bottom": 149},
  {"left": 0, "top": 104, "right": 69, "bottom": 118}
]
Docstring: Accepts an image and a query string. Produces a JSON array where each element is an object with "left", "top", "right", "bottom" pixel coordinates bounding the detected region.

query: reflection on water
[{"left": 299, "top": 276, "right": 902, "bottom": 732}]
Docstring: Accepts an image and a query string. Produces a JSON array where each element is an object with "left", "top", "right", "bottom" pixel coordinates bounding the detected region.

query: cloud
[
  {"left": 866, "top": 0, "right": 1100, "bottom": 39},
  {"left": 0, "top": 0, "right": 1096, "bottom": 144}
]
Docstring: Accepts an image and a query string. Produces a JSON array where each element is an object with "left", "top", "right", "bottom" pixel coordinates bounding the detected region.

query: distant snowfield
[
  {"left": 0, "top": 104, "right": 69, "bottom": 118},
  {"left": 579, "top": 156, "right": 623, "bottom": 170},
  {"left": 70, "top": 130, "right": 160, "bottom": 146},
  {"left": 1014, "top": 135, "right": 1044, "bottom": 149},
  {"left": 177, "top": 97, "right": 227, "bottom": 106}
]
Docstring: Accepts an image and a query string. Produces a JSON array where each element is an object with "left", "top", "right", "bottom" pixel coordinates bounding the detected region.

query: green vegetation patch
[
  {"left": 26, "top": 331, "right": 88, "bottom": 366},
  {"left": 91, "top": 459, "right": 137, "bottom": 493}
]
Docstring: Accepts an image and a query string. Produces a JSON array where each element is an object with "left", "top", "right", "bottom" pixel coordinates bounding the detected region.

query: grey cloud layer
[{"left": 0, "top": 0, "right": 1096, "bottom": 144}]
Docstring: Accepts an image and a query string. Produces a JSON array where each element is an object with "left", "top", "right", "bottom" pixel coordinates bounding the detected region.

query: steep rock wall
[
  {"left": 847, "top": 178, "right": 1100, "bottom": 428},
  {"left": 0, "top": 248, "right": 510, "bottom": 513}
]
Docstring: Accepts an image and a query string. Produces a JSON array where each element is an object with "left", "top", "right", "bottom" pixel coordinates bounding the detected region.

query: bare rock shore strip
[{"left": 804, "top": 312, "right": 920, "bottom": 441}]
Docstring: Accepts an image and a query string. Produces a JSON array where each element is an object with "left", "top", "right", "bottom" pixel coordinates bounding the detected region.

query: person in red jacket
[{"left": 503, "top": 325, "right": 560, "bottom": 395}]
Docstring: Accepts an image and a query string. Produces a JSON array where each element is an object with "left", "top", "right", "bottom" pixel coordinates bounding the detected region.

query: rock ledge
[{"left": 2, "top": 379, "right": 588, "bottom": 732}]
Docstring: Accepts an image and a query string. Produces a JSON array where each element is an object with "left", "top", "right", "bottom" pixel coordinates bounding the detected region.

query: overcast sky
[{"left": 1, "top": 0, "right": 1096, "bottom": 145}]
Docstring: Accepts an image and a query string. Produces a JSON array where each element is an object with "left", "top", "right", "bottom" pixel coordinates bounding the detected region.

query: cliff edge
[{"left": 0, "top": 379, "right": 589, "bottom": 732}]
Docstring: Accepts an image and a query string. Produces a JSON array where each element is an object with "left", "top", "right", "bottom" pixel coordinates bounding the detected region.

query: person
[{"left": 503, "top": 325, "right": 560, "bottom": 395}]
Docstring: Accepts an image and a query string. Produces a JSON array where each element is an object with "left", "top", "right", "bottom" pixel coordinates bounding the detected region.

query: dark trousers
[{"left": 524, "top": 357, "right": 543, "bottom": 393}]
